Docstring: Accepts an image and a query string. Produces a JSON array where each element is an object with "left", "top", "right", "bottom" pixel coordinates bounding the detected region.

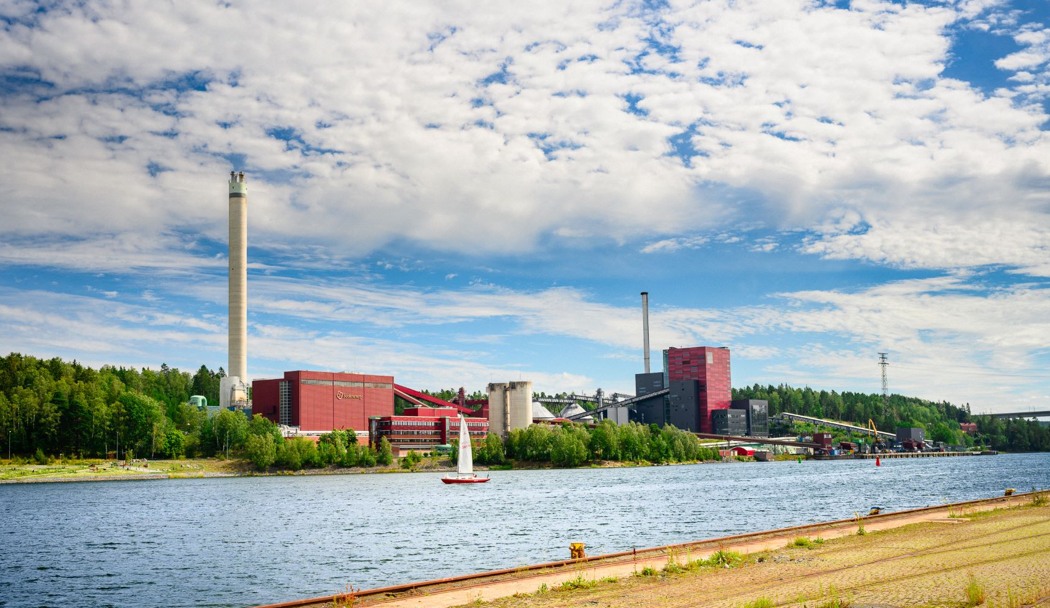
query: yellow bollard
[{"left": 570, "top": 542, "right": 586, "bottom": 559}]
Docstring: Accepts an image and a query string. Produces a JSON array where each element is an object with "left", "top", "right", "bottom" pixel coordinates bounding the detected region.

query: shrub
[{"left": 400, "top": 450, "right": 422, "bottom": 470}]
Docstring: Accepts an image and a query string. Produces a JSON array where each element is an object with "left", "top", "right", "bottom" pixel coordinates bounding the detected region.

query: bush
[
  {"left": 245, "top": 433, "right": 277, "bottom": 471},
  {"left": 400, "top": 450, "right": 422, "bottom": 470},
  {"left": 376, "top": 437, "right": 394, "bottom": 466}
]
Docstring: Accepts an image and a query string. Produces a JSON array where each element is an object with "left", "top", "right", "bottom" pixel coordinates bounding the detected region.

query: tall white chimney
[{"left": 228, "top": 171, "right": 248, "bottom": 384}]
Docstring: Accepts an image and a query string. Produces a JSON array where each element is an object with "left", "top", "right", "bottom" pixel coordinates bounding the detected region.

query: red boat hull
[{"left": 441, "top": 476, "right": 490, "bottom": 484}]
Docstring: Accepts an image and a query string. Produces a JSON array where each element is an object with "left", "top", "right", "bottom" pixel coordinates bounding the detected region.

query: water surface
[{"left": 1, "top": 453, "right": 1047, "bottom": 607}]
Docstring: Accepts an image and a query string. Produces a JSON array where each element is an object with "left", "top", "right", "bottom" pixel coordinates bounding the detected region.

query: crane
[{"left": 868, "top": 419, "right": 886, "bottom": 453}]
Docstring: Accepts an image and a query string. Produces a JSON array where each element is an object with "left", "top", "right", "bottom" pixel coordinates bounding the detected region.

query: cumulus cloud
[{"left": 0, "top": 0, "right": 1045, "bottom": 272}]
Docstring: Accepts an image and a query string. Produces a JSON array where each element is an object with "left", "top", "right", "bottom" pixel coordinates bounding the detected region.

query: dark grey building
[
  {"left": 731, "top": 399, "right": 769, "bottom": 437},
  {"left": 896, "top": 427, "right": 925, "bottom": 443},
  {"left": 667, "top": 380, "right": 700, "bottom": 432},
  {"left": 633, "top": 372, "right": 667, "bottom": 426},
  {"left": 711, "top": 409, "right": 747, "bottom": 436}
]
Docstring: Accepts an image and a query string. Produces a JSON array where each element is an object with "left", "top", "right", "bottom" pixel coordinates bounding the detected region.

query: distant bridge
[
  {"left": 979, "top": 410, "right": 1050, "bottom": 419},
  {"left": 695, "top": 433, "right": 819, "bottom": 450},
  {"left": 778, "top": 412, "right": 896, "bottom": 439}
]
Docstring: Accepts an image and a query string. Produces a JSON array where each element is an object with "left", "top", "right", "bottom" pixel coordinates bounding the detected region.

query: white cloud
[{"left": 0, "top": 0, "right": 1044, "bottom": 274}]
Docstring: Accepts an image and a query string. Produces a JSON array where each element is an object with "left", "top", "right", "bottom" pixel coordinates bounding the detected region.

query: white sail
[{"left": 457, "top": 413, "right": 474, "bottom": 476}]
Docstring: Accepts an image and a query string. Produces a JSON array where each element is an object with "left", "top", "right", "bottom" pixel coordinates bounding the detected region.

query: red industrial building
[
  {"left": 369, "top": 407, "right": 489, "bottom": 454},
  {"left": 665, "top": 346, "right": 732, "bottom": 434},
  {"left": 252, "top": 370, "right": 395, "bottom": 432}
]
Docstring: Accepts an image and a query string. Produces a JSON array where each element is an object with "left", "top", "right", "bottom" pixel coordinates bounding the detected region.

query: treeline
[
  {"left": 2, "top": 353, "right": 1047, "bottom": 459},
  {"left": 733, "top": 384, "right": 1050, "bottom": 452},
  {"left": 242, "top": 426, "right": 394, "bottom": 471},
  {"left": 453, "top": 420, "right": 721, "bottom": 468},
  {"left": 0, "top": 353, "right": 231, "bottom": 459}
]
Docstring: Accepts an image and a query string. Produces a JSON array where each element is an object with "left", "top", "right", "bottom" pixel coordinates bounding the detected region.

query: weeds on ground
[
  {"left": 1030, "top": 492, "right": 1048, "bottom": 507},
  {"left": 559, "top": 575, "right": 599, "bottom": 591},
  {"left": 638, "top": 566, "right": 658, "bottom": 577},
  {"left": 535, "top": 583, "right": 548, "bottom": 595},
  {"left": 965, "top": 574, "right": 986, "bottom": 606},
  {"left": 663, "top": 549, "right": 687, "bottom": 574},
  {"left": 331, "top": 584, "right": 357, "bottom": 607},
  {"left": 854, "top": 513, "right": 866, "bottom": 536},
  {"left": 809, "top": 584, "right": 852, "bottom": 608},
  {"left": 791, "top": 536, "right": 825, "bottom": 549},
  {"left": 741, "top": 598, "right": 775, "bottom": 608}
]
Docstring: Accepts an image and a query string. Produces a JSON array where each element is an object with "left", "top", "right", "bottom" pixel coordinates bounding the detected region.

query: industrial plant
[{"left": 218, "top": 173, "right": 767, "bottom": 453}]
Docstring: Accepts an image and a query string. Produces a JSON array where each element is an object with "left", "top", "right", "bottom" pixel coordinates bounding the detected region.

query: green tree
[
  {"left": 245, "top": 433, "right": 277, "bottom": 470},
  {"left": 116, "top": 392, "right": 164, "bottom": 457},
  {"left": 162, "top": 428, "right": 186, "bottom": 459},
  {"left": 376, "top": 437, "right": 394, "bottom": 466},
  {"left": 212, "top": 409, "right": 248, "bottom": 458},
  {"left": 550, "top": 425, "right": 589, "bottom": 467}
]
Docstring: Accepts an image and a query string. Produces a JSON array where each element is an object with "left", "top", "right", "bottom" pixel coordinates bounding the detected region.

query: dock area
[
  {"left": 816, "top": 450, "right": 997, "bottom": 460},
  {"left": 256, "top": 491, "right": 1049, "bottom": 608}
]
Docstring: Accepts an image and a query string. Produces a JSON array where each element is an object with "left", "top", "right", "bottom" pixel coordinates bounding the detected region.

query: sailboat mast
[{"left": 458, "top": 414, "right": 474, "bottom": 476}]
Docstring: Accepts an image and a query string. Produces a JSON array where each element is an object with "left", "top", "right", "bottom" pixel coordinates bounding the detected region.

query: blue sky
[{"left": 1, "top": 0, "right": 1049, "bottom": 414}]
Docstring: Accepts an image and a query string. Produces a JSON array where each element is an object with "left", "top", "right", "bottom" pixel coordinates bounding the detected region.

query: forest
[{"left": 1, "top": 353, "right": 1047, "bottom": 464}]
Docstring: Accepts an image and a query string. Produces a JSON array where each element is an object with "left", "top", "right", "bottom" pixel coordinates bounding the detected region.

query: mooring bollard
[{"left": 570, "top": 542, "right": 586, "bottom": 559}]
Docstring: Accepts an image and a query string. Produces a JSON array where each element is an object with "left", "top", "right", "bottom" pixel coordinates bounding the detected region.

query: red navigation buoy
[{"left": 876, "top": 457, "right": 881, "bottom": 467}]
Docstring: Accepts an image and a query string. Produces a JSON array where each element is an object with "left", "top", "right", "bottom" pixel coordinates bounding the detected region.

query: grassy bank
[
  {"left": 452, "top": 494, "right": 1050, "bottom": 608},
  {"left": 0, "top": 458, "right": 249, "bottom": 482}
]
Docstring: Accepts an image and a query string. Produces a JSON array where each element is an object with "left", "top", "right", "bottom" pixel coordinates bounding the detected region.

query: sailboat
[{"left": 441, "top": 413, "right": 490, "bottom": 484}]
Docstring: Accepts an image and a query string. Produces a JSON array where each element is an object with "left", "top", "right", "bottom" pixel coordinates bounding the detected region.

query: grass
[
  {"left": 741, "top": 599, "right": 775, "bottom": 608},
  {"left": 332, "top": 584, "right": 357, "bottom": 607},
  {"left": 704, "top": 548, "right": 744, "bottom": 568},
  {"left": 791, "top": 536, "right": 825, "bottom": 549},
  {"left": 1030, "top": 492, "right": 1048, "bottom": 507},
  {"left": 0, "top": 458, "right": 246, "bottom": 481},
  {"left": 965, "top": 574, "right": 986, "bottom": 606},
  {"left": 559, "top": 575, "right": 599, "bottom": 591}
]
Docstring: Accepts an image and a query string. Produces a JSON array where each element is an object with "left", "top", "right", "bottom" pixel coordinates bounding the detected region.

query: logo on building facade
[{"left": 336, "top": 391, "right": 362, "bottom": 400}]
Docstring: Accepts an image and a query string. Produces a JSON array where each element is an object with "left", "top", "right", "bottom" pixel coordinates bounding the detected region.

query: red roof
[{"left": 393, "top": 384, "right": 474, "bottom": 414}]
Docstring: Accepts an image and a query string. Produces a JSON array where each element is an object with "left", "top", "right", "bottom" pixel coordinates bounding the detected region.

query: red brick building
[
  {"left": 664, "top": 346, "right": 732, "bottom": 434},
  {"left": 370, "top": 407, "right": 489, "bottom": 453},
  {"left": 252, "top": 370, "right": 394, "bottom": 432}
]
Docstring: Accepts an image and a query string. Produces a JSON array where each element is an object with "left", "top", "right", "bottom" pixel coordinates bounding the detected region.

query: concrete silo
[{"left": 487, "top": 381, "right": 533, "bottom": 438}]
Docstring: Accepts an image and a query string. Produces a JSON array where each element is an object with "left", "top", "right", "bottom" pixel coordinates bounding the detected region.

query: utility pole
[{"left": 878, "top": 352, "right": 889, "bottom": 412}]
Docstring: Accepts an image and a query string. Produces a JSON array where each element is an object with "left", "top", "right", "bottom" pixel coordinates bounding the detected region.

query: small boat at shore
[{"left": 442, "top": 413, "right": 490, "bottom": 484}]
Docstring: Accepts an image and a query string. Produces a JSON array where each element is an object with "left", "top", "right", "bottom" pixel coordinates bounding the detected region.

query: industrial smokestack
[
  {"left": 228, "top": 171, "right": 248, "bottom": 383},
  {"left": 641, "top": 291, "right": 650, "bottom": 374}
]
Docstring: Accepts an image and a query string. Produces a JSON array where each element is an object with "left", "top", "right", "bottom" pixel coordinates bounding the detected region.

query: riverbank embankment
[{"left": 258, "top": 491, "right": 1050, "bottom": 608}]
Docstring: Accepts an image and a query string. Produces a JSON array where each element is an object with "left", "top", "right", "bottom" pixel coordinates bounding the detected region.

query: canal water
[{"left": 1, "top": 453, "right": 1048, "bottom": 608}]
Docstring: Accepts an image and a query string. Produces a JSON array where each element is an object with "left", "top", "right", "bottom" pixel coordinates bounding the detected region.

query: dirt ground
[
  {"left": 446, "top": 501, "right": 1050, "bottom": 608},
  {"left": 306, "top": 495, "right": 1050, "bottom": 608}
]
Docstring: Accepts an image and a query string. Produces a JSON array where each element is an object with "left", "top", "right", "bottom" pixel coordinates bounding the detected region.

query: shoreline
[
  {"left": 255, "top": 491, "right": 1050, "bottom": 608},
  {"left": 0, "top": 449, "right": 1007, "bottom": 485},
  {"left": 0, "top": 456, "right": 730, "bottom": 485}
]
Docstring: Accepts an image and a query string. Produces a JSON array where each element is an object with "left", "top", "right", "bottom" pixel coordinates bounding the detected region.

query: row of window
[
  {"left": 299, "top": 379, "right": 393, "bottom": 389},
  {"left": 381, "top": 420, "right": 486, "bottom": 428}
]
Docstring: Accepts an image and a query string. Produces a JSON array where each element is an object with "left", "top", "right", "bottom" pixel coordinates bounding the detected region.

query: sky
[{"left": 1, "top": 0, "right": 1049, "bottom": 415}]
